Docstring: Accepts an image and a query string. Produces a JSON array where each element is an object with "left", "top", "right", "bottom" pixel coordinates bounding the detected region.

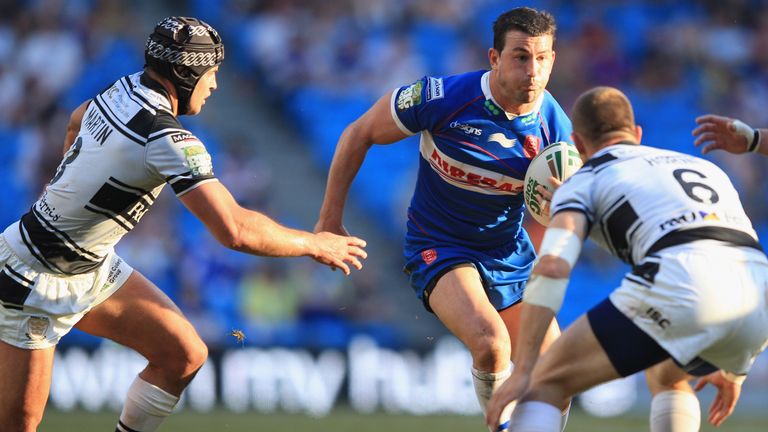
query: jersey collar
[
  {"left": 481, "top": 71, "right": 543, "bottom": 121},
  {"left": 138, "top": 72, "right": 174, "bottom": 114}
]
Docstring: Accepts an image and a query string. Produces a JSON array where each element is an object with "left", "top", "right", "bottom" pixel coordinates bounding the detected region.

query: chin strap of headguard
[{"left": 144, "top": 16, "right": 224, "bottom": 115}]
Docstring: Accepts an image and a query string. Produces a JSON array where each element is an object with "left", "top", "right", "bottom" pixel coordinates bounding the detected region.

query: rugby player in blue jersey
[{"left": 315, "top": 7, "right": 571, "bottom": 430}]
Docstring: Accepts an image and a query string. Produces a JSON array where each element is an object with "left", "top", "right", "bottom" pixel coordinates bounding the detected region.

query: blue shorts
[{"left": 403, "top": 231, "right": 536, "bottom": 312}]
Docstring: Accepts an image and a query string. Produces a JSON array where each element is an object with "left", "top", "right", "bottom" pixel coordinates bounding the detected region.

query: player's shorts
[
  {"left": 594, "top": 241, "right": 768, "bottom": 376},
  {"left": 403, "top": 231, "right": 536, "bottom": 312},
  {"left": 0, "top": 234, "right": 133, "bottom": 350}
]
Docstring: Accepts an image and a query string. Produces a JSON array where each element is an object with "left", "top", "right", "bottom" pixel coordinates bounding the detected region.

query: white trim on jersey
[
  {"left": 419, "top": 132, "right": 523, "bottom": 195},
  {"left": 481, "top": 72, "right": 544, "bottom": 121}
]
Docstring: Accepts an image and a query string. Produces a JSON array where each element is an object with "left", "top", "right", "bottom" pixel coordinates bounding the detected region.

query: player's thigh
[
  {"left": 0, "top": 341, "right": 54, "bottom": 428},
  {"left": 499, "top": 303, "right": 561, "bottom": 362},
  {"left": 75, "top": 270, "right": 206, "bottom": 367},
  {"left": 645, "top": 359, "right": 693, "bottom": 394},
  {"left": 525, "top": 315, "right": 621, "bottom": 406},
  {"left": 428, "top": 264, "right": 509, "bottom": 355}
]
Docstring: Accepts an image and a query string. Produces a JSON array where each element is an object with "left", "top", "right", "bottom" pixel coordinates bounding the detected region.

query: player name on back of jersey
[{"left": 82, "top": 107, "right": 114, "bottom": 146}]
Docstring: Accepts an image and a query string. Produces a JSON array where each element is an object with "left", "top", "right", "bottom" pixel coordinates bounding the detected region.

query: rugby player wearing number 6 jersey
[
  {"left": 315, "top": 7, "right": 572, "bottom": 430},
  {"left": 485, "top": 86, "right": 768, "bottom": 432},
  {"left": 0, "top": 17, "right": 367, "bottom": 432}
]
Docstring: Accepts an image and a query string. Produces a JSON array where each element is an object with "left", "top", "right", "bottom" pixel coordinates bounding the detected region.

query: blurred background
[{"left": 1, "top": 0, "right": 767, "bottom": 430}]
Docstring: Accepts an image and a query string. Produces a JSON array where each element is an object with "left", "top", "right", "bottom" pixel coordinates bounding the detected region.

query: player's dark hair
[
  {"left": 493, "top": 7, "right": 556, "bottom": 52},
  {"left": 571, "top": 86, "right": 637, "bottom": 143}
]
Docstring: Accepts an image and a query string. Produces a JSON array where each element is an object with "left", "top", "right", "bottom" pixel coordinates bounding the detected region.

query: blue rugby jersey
[{"left": 391, "top": 70, "right": 572, "bottom": 250}]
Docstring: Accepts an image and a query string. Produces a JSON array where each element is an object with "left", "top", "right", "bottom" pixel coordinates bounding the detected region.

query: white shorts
[
  {"left": 0, "top": 235, "right": 133, "bottom": 349},
  {"left": 610, "top": 241, "right": 768, "bottom": 375}
]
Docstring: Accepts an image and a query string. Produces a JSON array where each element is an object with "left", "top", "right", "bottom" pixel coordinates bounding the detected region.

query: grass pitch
[{"left": 39, "top": 407, "right": 767, "bottom": 432}]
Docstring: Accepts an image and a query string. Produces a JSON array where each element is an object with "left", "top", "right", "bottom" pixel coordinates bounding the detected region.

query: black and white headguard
[{"left": 145, "top": 16, "right": 225, "bottom": 115}]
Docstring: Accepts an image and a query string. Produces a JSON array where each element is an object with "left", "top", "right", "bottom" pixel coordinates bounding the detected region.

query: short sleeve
[
  {"left": 550, "top": 169, "right": 595, "bottom": 226},
  {"left": 146, "top": 129, "right": 218, "bottom": 196},
  {"left": 390, "top": 76, "right": 447, "bottom": 135}
]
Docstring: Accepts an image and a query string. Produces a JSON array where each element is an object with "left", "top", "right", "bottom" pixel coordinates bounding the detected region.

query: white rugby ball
[{"left": 523, "top": 141, "right": 583, "bottom": 226}]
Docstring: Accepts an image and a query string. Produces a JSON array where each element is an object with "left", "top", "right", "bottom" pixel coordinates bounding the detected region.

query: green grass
[{"left": 39, "top": 408, "right": 767, "bottom": 432}]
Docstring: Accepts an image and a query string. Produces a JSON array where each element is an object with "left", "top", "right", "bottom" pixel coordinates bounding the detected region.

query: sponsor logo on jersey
[
  {"left": 523, "top": 135, "right": 540, "bottom": 159},
  {"left": 450, "top": 121, "right": 482, "bottom": 136},
  {"left": 644, "top": 307, "right": 670, "bottom": 329},
  {"left": 36, "top": 192, "right": 61, "bottom": 222},
  {"left": 659, "top": 210, "right": 721, "bottom": 231},
  {"left": 105, "top": 85, "right": 130, "bottom": 117},
  {"left": 171, "top": 132, "right": 197, "bottom": 143},
  {"left": 421, "top": 136, "right": 524, "bottom": 195},
  {"left": 83, "top": 108, "right": 114, "bottom": 146},
  {"left": 106, "top": 257, "right": 123, "bottom": 285},
  {"left": 488, "top": 132, "right": 516, "bottom": 148},
  {"left": 520, "top": 112, "right": 538, "bottom": 126},
  {"left": 182, "top": 145, "right": 214, "bottom": 177},
  {"left": 397, "top": 80, "right": 423, "bottom": 110},
  {"left": 26, "top": 316, "right": 50, "bottom": 341},
  {"left": 426, "top": 77, "right": 444, "bottom": 101},
  {"left": 421, "top": 249, "right": 437, "bottom": 265}
]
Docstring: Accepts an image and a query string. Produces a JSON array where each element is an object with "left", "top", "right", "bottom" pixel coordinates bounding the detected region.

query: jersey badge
[
  {"left": 26, "top": 316, "right": 50, "bottom": 341},
  {"left": 421, "top": 249, "right": 437, "bottom": 265},
  {"left": 182, "top": 145, "right": 214, "bottom": 177},
  {"left": 524, "top": 135, "right": 541, "bottom": 158},
  {"left": 397, "top": 80, "right": 423, "bottom": 110}
]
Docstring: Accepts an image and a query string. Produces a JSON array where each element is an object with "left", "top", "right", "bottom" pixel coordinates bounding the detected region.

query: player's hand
[
  {"left": 310, "top": 231, "right": 367, "bottom": 275},
  {"left": 485, "top": 371, "right": 530, "bottom": 431},
  {"left": 534, "top": 176, "right": 563, "bottom": 221},
  {"left": 693, "top": 114, "right": 749, "bottom": 155},
  {"left": 694, "top": 370, "right": 742, "bottom": 427}
]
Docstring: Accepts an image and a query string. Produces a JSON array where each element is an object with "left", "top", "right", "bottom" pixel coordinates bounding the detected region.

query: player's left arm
[
  {"left": 485, "top": 210, "right": 587, "bottom": 430},
  {"left": 63, "top": 100, "right": 91, "bottom": 155},
  {"left": 693, "top": 114, "right": 768, "bottom": 156}
]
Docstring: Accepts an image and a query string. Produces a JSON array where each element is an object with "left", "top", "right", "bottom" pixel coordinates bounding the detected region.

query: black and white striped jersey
[
  {"left": 3, "top": 71, "right": 217, "bottom": 275},
  {"left": 551, "top": 143, "right": 760, "bottom": 266}
]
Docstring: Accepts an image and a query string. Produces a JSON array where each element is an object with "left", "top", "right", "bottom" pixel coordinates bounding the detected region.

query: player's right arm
[
  {"left": 693, "top": 114, "right": 768, "bottom": 156},
  {"left": 315, "top": 93, "right": 408, "bottom": 234},
  {"left": 63, "top": 100, "right": 91, "bottom": 155},
  {"left": 181, "top": 181, "right": 367, "bottom": 275}
]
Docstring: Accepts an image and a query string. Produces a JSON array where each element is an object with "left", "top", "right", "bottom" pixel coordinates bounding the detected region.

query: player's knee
[
  {"left": 160, "top": 336, "right": 208, "bottom": 378},
  {"left": 181, "top": 337, "right": 209, "bottom": 375},
  {"left": 471, "top": 334, "right": 511, "bottom": 371}
]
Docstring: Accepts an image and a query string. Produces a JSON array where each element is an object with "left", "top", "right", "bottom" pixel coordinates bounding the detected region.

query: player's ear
[
  {"left": 572, "top": 133, "right": 587, "bottom": 161},
  {"left": 488, "top": 47, "right": 499, "bottom": 70},
  {"left": 635, "top": 125, "right": 643, "bottom": 143}
]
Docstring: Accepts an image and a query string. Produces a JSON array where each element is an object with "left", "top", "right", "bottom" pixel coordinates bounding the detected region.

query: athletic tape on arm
[
  {"left": 523, "top": 228, "right": 582, "bottom": 313},
  {"left": 732, "top": 119, "right": 761, "bottom": 153},
  {"left": 523, "top": 275, "right": 569, "bottom": 313},
  {"left": 539, "top": 228, "right": 582, "bottom": 267}
]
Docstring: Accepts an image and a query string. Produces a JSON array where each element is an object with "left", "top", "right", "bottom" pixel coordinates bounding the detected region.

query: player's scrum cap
[{"left": 146, "top": 16, "right": 224, "bottom": 68}]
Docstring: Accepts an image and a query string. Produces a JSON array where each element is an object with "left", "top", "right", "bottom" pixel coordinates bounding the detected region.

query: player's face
[
  {"left": 489, "top": 31, "right": 555, "bottom": 113},
  {"left": 188, "top": 66, "right": 219, "bottom": 115}
]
